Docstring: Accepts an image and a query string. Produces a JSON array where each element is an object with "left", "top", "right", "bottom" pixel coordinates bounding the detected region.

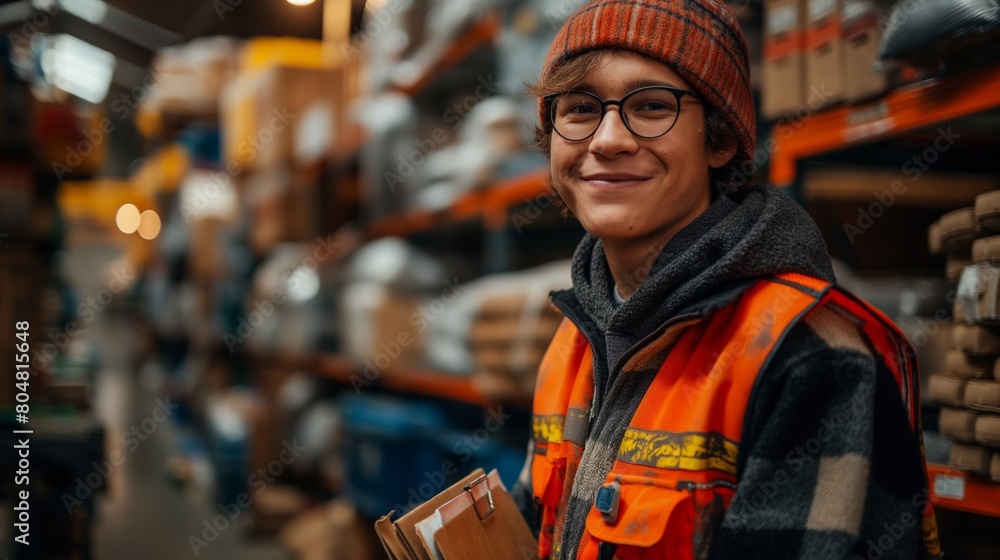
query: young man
[{"left": 512, "top": 1, "right": 942, "bottom": 559}]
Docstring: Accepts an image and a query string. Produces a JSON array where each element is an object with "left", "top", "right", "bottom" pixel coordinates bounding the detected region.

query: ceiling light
[
  {"left": 43, "top": 34, "right": 116, "bottom": 104},
  {"left": 287, "top": 0, "right": 316, "bottom": 5},
  {"left": 59, "top": 0, "right": 108, "bottom": 25}
]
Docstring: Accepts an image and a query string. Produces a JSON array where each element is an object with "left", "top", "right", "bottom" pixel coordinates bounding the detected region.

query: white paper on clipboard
[{"left": 413, "top": 469, "right": 506, "bottom": 560}]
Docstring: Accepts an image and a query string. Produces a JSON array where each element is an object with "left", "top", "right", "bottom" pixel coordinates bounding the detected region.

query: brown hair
[{"left": 527, "top": 50, "right": 755, "bottom": 216}]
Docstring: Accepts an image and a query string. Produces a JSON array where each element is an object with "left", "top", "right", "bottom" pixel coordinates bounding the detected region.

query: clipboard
[
  {"left": 415, "top": 469, "right": 538, "bottom": 560},
  {"left": 375, "top": 469, "right": 487, "bottom": 560}
]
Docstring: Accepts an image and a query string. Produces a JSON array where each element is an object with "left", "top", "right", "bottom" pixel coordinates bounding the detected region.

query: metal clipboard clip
[{"left": 464, "top": 474, "right": 495, "bottom": 520}]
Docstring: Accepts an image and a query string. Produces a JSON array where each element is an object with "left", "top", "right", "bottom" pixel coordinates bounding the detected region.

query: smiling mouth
[{"left": 581, "top": 174, "right": 652, "bottom": 186}]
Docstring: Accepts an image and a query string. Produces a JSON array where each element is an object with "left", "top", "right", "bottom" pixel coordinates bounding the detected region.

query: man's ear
[{"left": 708, "top": 143, "right": 738, "bottom": 170}]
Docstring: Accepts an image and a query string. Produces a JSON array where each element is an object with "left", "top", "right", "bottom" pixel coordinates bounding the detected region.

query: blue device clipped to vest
[{"left": 594, "top": 480, "right": 621, "bottom": 523}]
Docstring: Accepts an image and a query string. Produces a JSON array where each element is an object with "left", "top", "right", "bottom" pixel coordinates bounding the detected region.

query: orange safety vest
[{"left": 531, "top": 272, "right": 940, "bottom": 560}]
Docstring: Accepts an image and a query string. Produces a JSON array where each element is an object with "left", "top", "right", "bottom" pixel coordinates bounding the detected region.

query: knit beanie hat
[{"left": 540, "top": 0, "right": 755, "bottom": 160}]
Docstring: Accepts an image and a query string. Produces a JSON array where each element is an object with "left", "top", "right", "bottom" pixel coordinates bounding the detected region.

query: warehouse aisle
[{"left": 62, "top": 245, "right": 287, "bottom": 560}]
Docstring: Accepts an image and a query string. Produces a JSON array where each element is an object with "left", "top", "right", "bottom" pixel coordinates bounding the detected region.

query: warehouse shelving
[
  {"left": 770, "top": 63, "right": 1000, "bottom": 187},
  {"left": 366, "top": 168, "right": 548, "bottom": 238},
  {"left": 927, "top": 463, "right": 1000, "bottom": 518},
  {"left": 315, "top": 353, "right": 530, "bottom": 408},
  {"left": 391, "top": 12, "right": 500, "bottom": 96},
  {"left": 250, "top": 350, "right": 529, "bottom": 408}
]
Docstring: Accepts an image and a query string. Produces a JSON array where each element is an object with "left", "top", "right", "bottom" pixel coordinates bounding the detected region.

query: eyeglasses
[{"left": 546, "top": 86, "right": 700, "bottom": 142}]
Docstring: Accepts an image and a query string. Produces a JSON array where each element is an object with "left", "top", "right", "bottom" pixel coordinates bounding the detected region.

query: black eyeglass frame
[{"left": 545, "top": 85, "right": 701, "bottom": 142}]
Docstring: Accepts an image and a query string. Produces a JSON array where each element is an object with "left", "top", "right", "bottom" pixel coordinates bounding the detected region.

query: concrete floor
[{"left": 63, "top": 245, "right": 288, "bottom": 560}]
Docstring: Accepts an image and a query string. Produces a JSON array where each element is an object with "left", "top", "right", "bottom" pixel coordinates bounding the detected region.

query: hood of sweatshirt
[{"left": 551, "top": 183, "right": 837, "bottom": 392}]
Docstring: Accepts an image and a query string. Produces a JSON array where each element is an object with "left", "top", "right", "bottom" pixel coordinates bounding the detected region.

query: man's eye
[{"left": 567, "top": 103, "right": 598, "bottom": 115}]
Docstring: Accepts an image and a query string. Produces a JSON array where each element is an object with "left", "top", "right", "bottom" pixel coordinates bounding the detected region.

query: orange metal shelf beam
[
  {"left": 393, "top": 14, "right": 500, "bottom": 97},
  {"left": 366, "top": 168, "right": 548, "bottom": 238},
  {"left": 315, "top": 353, "right": 520, "bottom": 408},
  {"left": 770, "top": 64, "right": 1000, "bottom": 187},
  {"left": 926, "top": 462, "right": 1000, "bottom": 518}
]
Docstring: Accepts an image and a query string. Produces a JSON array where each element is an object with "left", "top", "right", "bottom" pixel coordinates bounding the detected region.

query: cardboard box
[
  {"left": 221, "top": 65, "right": 340, "bottom": 172},
  {"left": 945, "top": 350, "right": 994, "bottom": 379},
  {"left": 469, "top": 314, "right": 562, "bottom": 347},
  {"left": 972, "top": 235, "right": 1000, "bottom": 264},
  {"left": 946, "top": 255, "right": 973, "bottom": 284},
  {"left": 188, "top": 217, "right": 228, "bottom": 284},
  {"left": 148, "top": 38, "right": 241, "bottom": 116},
  {"left": 251, "top": 65, "right": 340, "bottom": 171},
  {"left": 253, "top": 485, "right": 309, "bottom": 536},
  {"left": 975, "top": 415, "right": 1000, "bottom": 448},
  {"left": 939, "top": 407, "right": 977, "bottom": 442},
  {"left": 340, "top": 285, "right": 425, "bottom": 367},
  {"left": 928, "top": 222, "right": 943, "bottom": 257},
  {"left": 949, "top": 442, "right": 992, "bottom": 475},
  {"left": 763, "top": 0, "right": 807, "bottom": 120},
  {"left": 964, "top": 379, "right": 1000, "bottom": 413},
  {"left": 954, "top": 298, "right": 969, "bottom": 324},
  {"left": 841, "top": 0, "right": 888, "bottom": 102},
  {"left": 805, "top": 0, "right": 843, "bottom": 108},
  {"left": 221, "top": 71, "right": 262, "bottom": 171},
  {"left": 473, "top": 367, "right": 536, "bottom": 403},
  {"left": 952, "top": 325, "right": 1000, "bottom": 356},
  {"left": 975, "top": 190, "right": 1000, "bottom": 233},
  {"left": 939, "top": 207, "right": 977, "bottom": 254},
  {"left": 246, "top": 169, "right": 319, "bottom": 255},
  {"left": 472, "top": 342, "right": 548, "bottom": 375},
  {"left": 927, "top": 374, "right": 967, "bottom": 407},
  {"left": 281, "top": 500, "right": 381, "bottom": 560}
]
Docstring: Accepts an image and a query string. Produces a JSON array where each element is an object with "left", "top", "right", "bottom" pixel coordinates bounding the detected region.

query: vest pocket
[{"left": 584, "top": 479, "right": 695, "bottom": 560}]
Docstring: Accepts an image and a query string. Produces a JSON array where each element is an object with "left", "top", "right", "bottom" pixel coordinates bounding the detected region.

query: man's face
[{"left": 549, "top": 51, "right": 733, "bottom": 245}]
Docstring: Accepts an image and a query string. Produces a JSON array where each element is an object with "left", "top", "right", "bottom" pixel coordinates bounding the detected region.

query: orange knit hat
[{"left": 540, "top": 0, "right": 756, "bottom": 159}]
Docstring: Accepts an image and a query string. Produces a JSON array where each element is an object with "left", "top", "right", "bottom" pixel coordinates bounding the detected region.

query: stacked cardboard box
[
  {"left": 279, "top": 499, "right": 381, "bottom": 560},
  {"left": 763, "top": 0, "right": 807, "bottom": 119},
  {"left": 220, "top": 64, "right": 340, "bottom": 172},
  {"left": 928, "top": 198, "right": 1000, "bottom": 481},
  {"left": 244, "top": 168, "right": 319, "bottom": 256},
  {"left": 841, "top": 0, "right": 888, "bottom": 102},
  {"left": 804, "top": 0, "right": 844, "bottom": 109},
  {"left": 763, "top": 0, "right": 890, "bottom": 119},
  {"left": 144, "top": 37, "right": 242, "bottom": 116},
  {"left": 470, "top": 291, "right": 563, "bottom": 401}
]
